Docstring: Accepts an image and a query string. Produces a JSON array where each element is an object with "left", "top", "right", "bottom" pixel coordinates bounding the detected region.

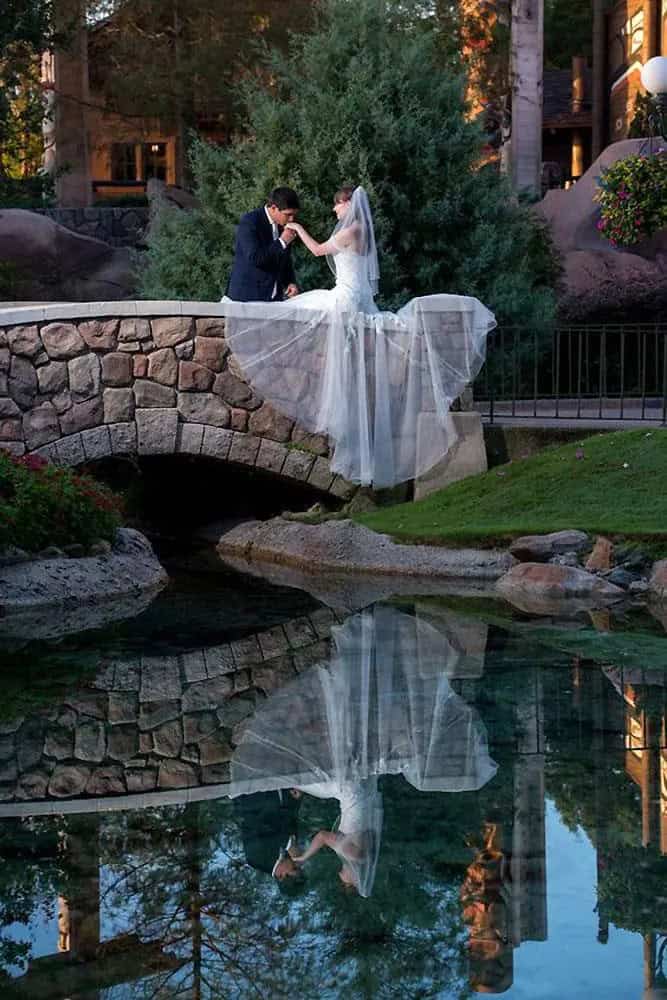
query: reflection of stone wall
[
  {"left": 0, "top": 608, "right": 337, "bottom": 807},
  {"left": 37, "top": 207, "right": 149, "bottom": 248},
  {"left": 0, "top": 306, "right": 354, "bottom": 500}
]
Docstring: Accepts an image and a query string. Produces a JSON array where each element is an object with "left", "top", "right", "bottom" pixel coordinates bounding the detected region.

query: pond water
[{"left": 0, "top": 562, "right": 666, "bottom": 999}]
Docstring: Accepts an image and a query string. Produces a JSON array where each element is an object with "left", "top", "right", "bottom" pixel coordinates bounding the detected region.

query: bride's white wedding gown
[{"left": 222, "top": 216, "right": 495, "bottom": 488}]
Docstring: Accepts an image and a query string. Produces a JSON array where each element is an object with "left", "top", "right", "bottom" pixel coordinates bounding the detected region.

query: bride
[{"left": 221, "top": 186, "right": 496, "bottom": 488}]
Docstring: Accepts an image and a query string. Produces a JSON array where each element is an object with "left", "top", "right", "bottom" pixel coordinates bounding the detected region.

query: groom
[{"left": 226, "top": 187, "right": 301, "bottom": 302}]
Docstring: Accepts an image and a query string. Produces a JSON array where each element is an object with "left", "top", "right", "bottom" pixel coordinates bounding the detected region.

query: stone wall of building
[
  {"left": 0, "top": 304, "right": 354, "bottom": 500},
  {"left": 36, "top": 207, "right": 149, "bottom": 248}
]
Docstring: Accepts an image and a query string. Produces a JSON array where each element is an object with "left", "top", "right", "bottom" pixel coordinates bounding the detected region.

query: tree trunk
[
  {"left": 591, "top": 0, "right": 607, "bottom": 160},
  {"left": 508, "top": 0, "right": 544, "bottom": 197},
  {"left": 53, "top": 0, "right": 91, "bottom": 206}
]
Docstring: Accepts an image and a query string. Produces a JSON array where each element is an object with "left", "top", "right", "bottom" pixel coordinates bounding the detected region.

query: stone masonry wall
[
  {"left": 0, "top": 312, "right": 356, "bottom": 500},
  {"left": 37, "top": 207, "right": 150, "bottom": 247},
  {"left": 0, "top": 607, "right": 337, "bottom": 808}
]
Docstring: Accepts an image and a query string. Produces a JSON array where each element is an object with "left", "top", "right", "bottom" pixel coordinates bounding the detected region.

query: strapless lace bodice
[{"left": 332, "top": 250, "right": 378, "bottom": 314}]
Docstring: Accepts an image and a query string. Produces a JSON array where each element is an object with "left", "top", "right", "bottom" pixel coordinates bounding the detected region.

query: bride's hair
[{"left": 334, "top": 185, "right": 356, "bottom": 204}]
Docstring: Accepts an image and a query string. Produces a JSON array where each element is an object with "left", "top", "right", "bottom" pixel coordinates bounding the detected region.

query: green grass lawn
[{"left": 356, "top": 429, "right": 667, "bottom": 547}]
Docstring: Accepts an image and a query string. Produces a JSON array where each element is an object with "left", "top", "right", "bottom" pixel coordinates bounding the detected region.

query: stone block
[
  {"left": 0, "top": 442, "right": 25, "bottom": 456},
  {"left": 52, "top": 391, "right": 72, "bottom": 414},
  {"left": 136, "top": 407, "right": 178, "bottom": 454},
  {"left": 74, "top": 720, "right": 106, "bottom": 763},
  {"left": 108, "top": 692, "right": 138, "bottom": 724},
  {"left": 177, "top": 392, "right": 230, "bottom": 427},
  {"left": 41, "top": 322, "right": 85, "bottom": 359},
  {"left": 230, "top": 636, "right": 262, "bottom": 667},
  {"left": 291, "top": 427, "right": 329, "bottom": 456},
  {"left": 79, "top": 319, "right": 119, "bottom": 351},
  {"left": 81, "top": 425, "right": 111, "bottom": 461},
  {"left": 152, "top": 720, "right": 183, "bottom": 757},
  {"left": 148, "top": 347, "right": 178, "bottom": 385},
  {"left": 152, "top": 316, "right": 193, "bottom": 348},
  {"left": 56, "top": 433, "right": 85, "bottom": 466},
  {"left": 32, "top": 442, "right": 57, "bottom": 462},
  {"left": 307, "top": 456, "right": 335, "bottom": 491},
  {"left": 182, "top": 650, "right": 207, "bottom": 683},
  {"left": 140, "top": 655, "right": 182, "bottom": 702},
  {"left": 65, "top": 692, "right": 107, "bottom": 719},
  {"left": 212, "top": 370, "right": 254, "bottom": 405},
  {"left": 134, "top": 381, "right": 176, "bottom": 408},
  {"left": 175, "top": 340, "right": 194, "bottom": 360},
  {"left": 118, "top": 341, "right": 140, "bottom": 352},
  {"left": 283, "top": 616, "right": 318, "bottom": 648},
  {"left": 0, "top": 418, "right": 21, "bottom": 441},
  {"left": 68, "top": 354, "right": 101, "bottom": 402},
  {"left": 204, "top": 645, "right": 235, "bottom": 677},
  {"left": 59, "top": 397, "right": 103, "bottom": 435},
  {"left": 8, "top": 325, "right": 42, "bottom": 359},
  {"left": 22, "top": 402, "right": 59, "bottom": 450},
  {"left": 178, "top": 361, "right": 214, "bottom": 391},
  {"left": 228, "top": 431, "right": 260, "bottom": 466},
  {"left": 8, "top": 355, "right": 37, "bottom": 410},
  {"left": 114, "top": 660, "right": 141, "bottom": 690},
  {"left": 157, "top": 759, "right": 198, "bottom": 789},
  {"left": 181, "top": 676, "right": 233, "bottom": 712},
  {"left": 201, "top": 763, "right": 230, "bottom": 784},
  {"left": 195, "top": 317, "right": 226, "bottom": 338},
  {"left": 37, "top": 360, "right": 68, "bottom": 395},
  {"left": 201, "top": 426, "right": 233, "bottom": 459},
  {"left": 177, "top": 422, "right": 204, "bottom": 455},
  {"left": 414, "top": 411, "right": 487, "bottom": 501},
  {"left": 86, "top": 766, "right": 126, "bottom": 796},
  {"left": 257, "top": 625, "right": 290, "bottom": 660},
  {"left": 193, "top": 336, "right": 227, "bottom": 372},
  {"left": 139, "top": 699, "right": 180, "bottom": 732},
  {"left": 16, "top": 770, "right": 50, "bottom": 800},
  {"left": 248, "top": 402, "right": 294, "bottom": 442},
  {"left": 199, "top": 732, "right": 232, "bottom": 766},
  {"left": 330, "top": 475, "right": 357, "bottom": 500},
  {"left": 119, "top": 318, "right": 151, "bottom": 343},
  {"left": 255, "top": 439, "right": 288, "bottom": 474},
  {"left": 109, "top": 421, "right": 137, "bottom": 455},
  {"left": 133, "top": 355, "right": 148, "bottom": 378},
  {"left": 0, "top": 398, "right": 20, "bottom": 419},
  {"left": 230, "top": 408, "right": 248, "bottom": 431},
  {"left": 0, "top": 347, "right": 9, "bottom": 372},
  {"left": 183, "top": 712, "right": 218, "bottom": 743},
  {"left": 48, "top": 764, "right": 91, "bottom": 798},
  {"left": 102, "top": 352, "right": 133, "bottom": 387},
  {"left": 126, "top": 768, "right": 157, "bottom": 793},
  {"left": 104, "top": 387, "right": 134, "bottom": 423}
]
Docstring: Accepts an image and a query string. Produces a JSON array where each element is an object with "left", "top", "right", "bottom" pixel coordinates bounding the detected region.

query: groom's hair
[{"left": 267, "top": 187, "right": 300, "bottom": 210}]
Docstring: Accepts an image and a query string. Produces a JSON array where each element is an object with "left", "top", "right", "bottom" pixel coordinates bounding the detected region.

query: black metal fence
[{"left": 474, "top": 324, "right": 667, "bottom": 423}]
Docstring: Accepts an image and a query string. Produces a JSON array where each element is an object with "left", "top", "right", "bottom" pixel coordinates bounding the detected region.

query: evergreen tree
[{"left": 141, "top": 0, "right": 558, "bottom": 327}]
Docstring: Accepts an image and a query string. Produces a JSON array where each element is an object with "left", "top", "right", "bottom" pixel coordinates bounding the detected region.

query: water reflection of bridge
[{"left": 1, "top": 602, "right": 666, "bottom": 997}]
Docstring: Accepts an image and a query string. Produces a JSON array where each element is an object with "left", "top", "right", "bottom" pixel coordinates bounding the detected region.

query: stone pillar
[{"left": 53, "top": 0, "right": 92, "bottom": 207}]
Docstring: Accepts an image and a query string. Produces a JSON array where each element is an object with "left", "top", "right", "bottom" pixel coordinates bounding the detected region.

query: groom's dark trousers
[{"left": 227, "top": 207, "right": 296, "bottom": 302}]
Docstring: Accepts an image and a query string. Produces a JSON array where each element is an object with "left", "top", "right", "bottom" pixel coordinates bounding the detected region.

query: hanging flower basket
[{"left": 594, "top": 151, "right": 667, "bottom": 247}]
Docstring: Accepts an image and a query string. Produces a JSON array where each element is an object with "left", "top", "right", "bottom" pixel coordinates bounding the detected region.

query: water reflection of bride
[{"left": 229, "top": 604, "right": 498, "bottom": 897}]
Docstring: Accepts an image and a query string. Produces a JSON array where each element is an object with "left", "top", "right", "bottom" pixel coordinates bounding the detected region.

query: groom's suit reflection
[{"left": 234, "top": 789, "right": 303, "bottom": 882}]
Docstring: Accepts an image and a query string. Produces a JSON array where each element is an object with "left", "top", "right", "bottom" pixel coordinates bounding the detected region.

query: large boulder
[
  {"left": 0, "top": 209, "right": 135, "bottom": 301},
  {"left": 535, "top": 139, "right": 667, "bottom": 321},
  {"left": 496, "top": 561, "right": 625, "bottom": 614}
]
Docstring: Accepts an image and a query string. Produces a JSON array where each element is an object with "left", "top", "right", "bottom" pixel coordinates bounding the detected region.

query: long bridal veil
[{"left": 221, "top": 191, "right": 496, "bottom": 488}]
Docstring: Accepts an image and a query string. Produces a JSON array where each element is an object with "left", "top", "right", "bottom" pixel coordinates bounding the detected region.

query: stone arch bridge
[{"left": 0, "top": 302, "right": 356, "bottom": 501}]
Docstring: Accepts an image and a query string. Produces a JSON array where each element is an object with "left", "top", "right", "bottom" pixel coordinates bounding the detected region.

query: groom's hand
[
  {"left": 286, "top": 284, "right": 299, "bottom": 298},
  {"left": 280, "top": 226, "right": 297, "bottom": 246}
]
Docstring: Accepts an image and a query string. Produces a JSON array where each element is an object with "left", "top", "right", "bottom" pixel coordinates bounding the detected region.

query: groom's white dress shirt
[{"left": 265, "top": 206, "right": 287, "bottom": 300}]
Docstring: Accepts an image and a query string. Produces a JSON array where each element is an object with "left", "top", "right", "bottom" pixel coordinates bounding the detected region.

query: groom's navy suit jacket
[{"left": 227, "top": 206, "right": 296, "bottom": 302}]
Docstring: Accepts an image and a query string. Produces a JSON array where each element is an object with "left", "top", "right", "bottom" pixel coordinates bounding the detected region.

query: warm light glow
[
  {"left": 641, "top": 56, "right": 667, "bottom": 95},
  {"left": 150, "top": 144, "right": 160, "bottom": 153}
]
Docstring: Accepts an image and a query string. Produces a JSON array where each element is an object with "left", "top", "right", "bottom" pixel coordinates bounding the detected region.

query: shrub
[
  {"left": 0, "top": 451, "right": 123, "bottom": 553},
  {"left": 594, "top": 152, "right": 667, "bottom": 247}
]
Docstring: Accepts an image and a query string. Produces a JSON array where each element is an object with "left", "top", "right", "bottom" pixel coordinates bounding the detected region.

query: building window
[
  {"left": 111, "top": 142, "right": 136, "bottom": 182},
  {"left": 143, "top": 142, "right": 167, "bottom": 182}
]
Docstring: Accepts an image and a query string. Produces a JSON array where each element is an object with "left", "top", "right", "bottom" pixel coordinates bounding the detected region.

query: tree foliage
[{"left": 141, "top": 0, "right": 558, "bottom": 327}]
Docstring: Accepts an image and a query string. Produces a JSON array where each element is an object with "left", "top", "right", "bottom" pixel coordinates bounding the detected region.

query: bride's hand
[{"left": 284, "top": 222, "right": 303, "bottom": 237}]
